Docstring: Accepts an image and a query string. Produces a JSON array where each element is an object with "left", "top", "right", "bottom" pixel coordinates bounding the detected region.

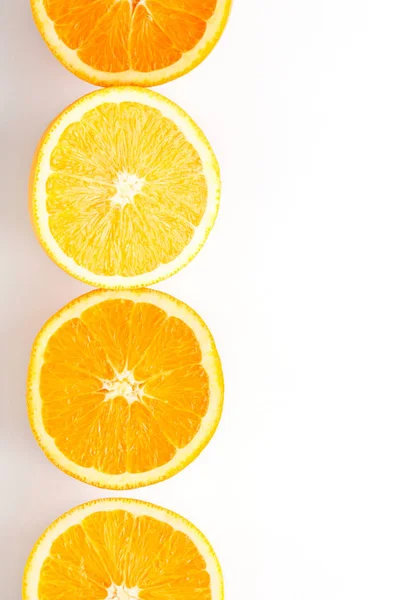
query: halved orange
[
  {"left": 31, "top": 0, "right": 232, "bottom": 87},
  {"left": 27, "top": 288, "right": 223, "bottom": 489},
  {"left": 31, "top": 87, "right": 220, "bottom": 289},
  {"left": 23, "top": 498, "right": 223, "bottom": 599}
]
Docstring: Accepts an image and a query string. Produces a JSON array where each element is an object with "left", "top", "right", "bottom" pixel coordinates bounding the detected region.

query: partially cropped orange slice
[
  {"left": 31, "top": 87, "right": 220, "bottom": 289},
  {"left": 27, "top": 288, "right": 223, "bottom": 489},
  {"left": 31, "top": 0, "right": 231, "bottom": 86},
  {"left": 23, "top": 498, "right": 223, "bottom": 600}
]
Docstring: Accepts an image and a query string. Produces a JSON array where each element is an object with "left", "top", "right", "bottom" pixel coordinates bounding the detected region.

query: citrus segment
[
  {"left": 79, "top": 2, "right": 132, "bottom": 72},
  {"left": 143, "top": 395, "right": 202, "bottom": 448},
  {"left": 143, "top": 364, "right": 210, "bottom": 415},
  {"left": 129, "top": 4, "right": 182, "bottom": 73},
  {"left": 143, "top": 2, "right": 207, "bottom": 53},
  {"left": 27, "top": 288, "right": 223, "bottom": 488},
  {"left": 31, "top": 0, "right": 231, "bottom": 86},
  {"left": 31, "top": 87, "right": 220, "bottom": 288},
  {"left": 23, "top": 499, "right": 223, "bottom": 600},
  {"left": 126, "top": 402, "right": 176, "bottom": 474}
]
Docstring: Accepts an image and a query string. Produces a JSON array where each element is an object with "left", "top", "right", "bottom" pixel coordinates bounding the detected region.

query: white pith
[
  {"left": 106, "top": 583, "right": 140, "bottom": 600},
  {"left": 102, "top": 370, "right": 143, "bottom": 404},
  {"left": 111, "top": 172, "right": 144, "bottom": 207}
]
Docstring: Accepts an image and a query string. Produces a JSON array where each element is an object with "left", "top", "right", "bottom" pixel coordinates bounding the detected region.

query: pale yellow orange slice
[
  {"left": 27, "top": 288, "right": 224, "bottom": 489},
  {"left": 31, "top": 0, "right": 232, "bottom": 87},
  {"left": 31, "top": 87, "right": 220, "bottom": 288},
  {"left": 23, "top": 498, "right": 223, "bottom": 599}
]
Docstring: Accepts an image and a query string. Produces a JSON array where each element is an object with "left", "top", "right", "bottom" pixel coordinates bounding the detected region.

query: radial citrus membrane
[
  {"left": 31, "top": 0, "right": 232, "bottom": 86},
  {"left": 23, "top": 498, "right": 223, "bottom": 600},
  {"left": 31, "top": 87, "right": 220, "bottom": 288},
  {"left": 27, "top": 288, "right": 224, "bottom": 489}
]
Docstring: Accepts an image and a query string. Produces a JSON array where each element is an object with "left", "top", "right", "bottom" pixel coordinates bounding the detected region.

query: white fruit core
[
  {"left": 102, "top": 371, "right": 143, "bottom": 404},
  {"left": 111, "top": 172, "right": 144, "bottom": 207},
  {"left": 106, "top": 584, "right": 141, "bottom": 600}
]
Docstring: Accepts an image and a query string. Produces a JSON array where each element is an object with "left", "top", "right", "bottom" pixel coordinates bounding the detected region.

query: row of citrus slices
[{"left": 24, "top": 1, "right": 231, "bottom": 598}]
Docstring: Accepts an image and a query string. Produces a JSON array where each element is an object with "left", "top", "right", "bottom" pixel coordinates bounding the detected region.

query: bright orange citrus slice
[
  {"left": 31, "top": 87, "right": 220, "bottom": 289},
  {"left": 27, "top": 288, "right": 223, "bottom": 489},
  {"left": 23, "top": 498, "right": 223, "bottom": 600},
  {"left": 31, "top": 0, "right": 232, "bottom": 86}
]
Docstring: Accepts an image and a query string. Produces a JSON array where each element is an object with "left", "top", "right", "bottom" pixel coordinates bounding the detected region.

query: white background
[{"left": 2, "top": 0, "right": 400, "bottom": 598}]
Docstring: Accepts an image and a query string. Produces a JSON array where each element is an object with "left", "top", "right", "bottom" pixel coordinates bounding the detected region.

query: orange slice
[
  {"left": 27, "top": 288, "right": 223, "bottom": 489},
  {"left": 31, "top": 87, "right": 220, "bottom": 289},
  {"left": 23, "top": 498, "right": 223, "bottom": 600},
  {"left": 31, "top": 0, "right": 232, "bottom": 86}
]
